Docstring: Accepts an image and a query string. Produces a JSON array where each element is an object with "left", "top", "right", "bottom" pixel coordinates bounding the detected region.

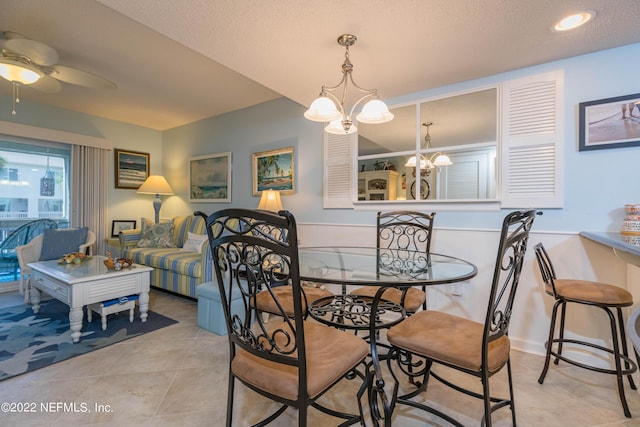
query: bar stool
[{"left": 534, "top": 243, "right": 637, "bottom": 417}]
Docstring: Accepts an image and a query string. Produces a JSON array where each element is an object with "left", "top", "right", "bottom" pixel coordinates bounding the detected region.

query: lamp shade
[
  {"left": 405, "top": 155, "right": 428, "bottom": 169},
  {"left": 257, "top": 190, "right": 283, "bottom": 212},
  {"left": 0, "top": 58, "right": 42, "bottom": 84},
  {"left": 432, "top": 154, "right": 452, "bottom": 166},
  {"left": 137, "top": 175, "right": 175, "bottom": 195},
  {"left": 356, "top": 99, "right": 394, "bottom": 124},
  {"left": 324, "top": 118, "right": 358, "bottom": 135},
  {"left": 304, "top": 96, "right": 342, "bottom": 122}
]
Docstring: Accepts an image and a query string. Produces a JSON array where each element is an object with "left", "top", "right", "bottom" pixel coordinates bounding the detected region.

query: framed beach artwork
[
  {"left": 252, "top": 147, "right": 295, "bottom": 196},
  {"left": 114, "top": 149, "right": 150, "bottom": 189},
  {"left": 579, "top": 92, "right": 640, "bottom": 151},
  {"left": 189, "top": 152, "right": 232, "bottom": 202}
]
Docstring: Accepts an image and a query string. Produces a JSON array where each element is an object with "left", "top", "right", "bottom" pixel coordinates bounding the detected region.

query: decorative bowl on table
[{"left": 104, "top": 257, "right": 133, "bottom": 270}]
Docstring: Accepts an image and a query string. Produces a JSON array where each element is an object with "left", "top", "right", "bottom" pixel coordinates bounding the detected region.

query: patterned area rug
[{"left": 0, "top": 298, "right": 177, "bottom": 381}]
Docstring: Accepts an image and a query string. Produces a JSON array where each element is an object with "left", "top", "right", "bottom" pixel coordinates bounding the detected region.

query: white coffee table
[{"left": 28, "top": 256, "right": 152, "bottom": 343}]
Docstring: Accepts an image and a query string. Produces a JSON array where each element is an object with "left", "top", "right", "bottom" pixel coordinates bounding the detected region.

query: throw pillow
[
  {"left": 136, "top": 220, "right": 176, "bottom": 248},
  {"left": 180, "top": 232, "right": 208, "bottom": 252},
  {"left": 141, "top": 217, "right": 170, "bottom": 232},
  {"left": 39, "top": 227, "right": 89, "bottom": 261}
]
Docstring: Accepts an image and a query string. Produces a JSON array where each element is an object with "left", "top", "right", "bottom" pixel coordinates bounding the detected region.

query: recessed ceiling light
[{"left": 554, "top": 11, "right": 596, "bottom": 32}]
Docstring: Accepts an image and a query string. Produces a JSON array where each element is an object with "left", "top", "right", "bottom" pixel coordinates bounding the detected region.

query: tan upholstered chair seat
[
  {"left": 387, "top": 310, "right": 510, "bottom": 373},
  {"left": 548, "top": 280, "right": 633, "bottom": 306},
  {"left": 350, "top": 286, "right": 426, "bottom": 313},
  {"left": 255, "top": 285, "right": 333, "bottom": 317},
  {"left": 232, "top": 321, "right": 369, "bottom": 400}
]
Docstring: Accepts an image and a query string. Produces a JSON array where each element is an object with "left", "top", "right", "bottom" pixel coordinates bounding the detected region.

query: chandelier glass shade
[{"left": 304, "top": 34, "right": 393, "bottom": 134}]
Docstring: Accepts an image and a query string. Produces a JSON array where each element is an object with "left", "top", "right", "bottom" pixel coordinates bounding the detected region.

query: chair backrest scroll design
[
  {"left": 484, "top": 210, "right": 537, "bottom": 353},
  {"left": 196, "top": 209, "right": 306, "bottom": 370}
]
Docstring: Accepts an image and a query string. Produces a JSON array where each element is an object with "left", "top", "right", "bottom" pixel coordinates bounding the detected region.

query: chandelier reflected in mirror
[
  {"left": 304, "top": 34, "right": 394, "bottom": 134},
  {"left": 405, "top": 122, "right": 452, "bottom": 170}
]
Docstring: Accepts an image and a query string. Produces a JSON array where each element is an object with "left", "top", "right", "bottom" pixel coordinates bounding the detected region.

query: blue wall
[
  {"left": 163, "top": 43, "right": 640, "bottom": 232},
  {"left": 2, "top": 42, "right": 639, "bottom": 233}
]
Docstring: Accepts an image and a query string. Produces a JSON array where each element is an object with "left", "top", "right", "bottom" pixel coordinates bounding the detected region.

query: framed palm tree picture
[{"left": 252, "top": 147, "right": 295, "bottom": 196}]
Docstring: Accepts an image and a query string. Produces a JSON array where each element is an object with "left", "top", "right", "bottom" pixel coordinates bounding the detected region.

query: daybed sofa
[{"left": 119, "top": 214, "right": 212, "bottom": 299}]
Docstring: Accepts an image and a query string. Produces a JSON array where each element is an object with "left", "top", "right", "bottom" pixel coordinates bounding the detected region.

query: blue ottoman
[{"left": 196, "top": 281, "right": 247, "bottom": 335}]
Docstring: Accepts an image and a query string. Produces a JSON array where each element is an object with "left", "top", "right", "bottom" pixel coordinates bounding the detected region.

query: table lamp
[
  {"left": 137, "top": 175, "right": 174, "bottom": 223},
  {"left": 257, "top": 190, "right": 283, "bottom": 212}
]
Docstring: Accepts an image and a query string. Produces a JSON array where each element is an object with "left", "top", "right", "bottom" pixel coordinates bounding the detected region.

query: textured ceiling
[{"left": 1, "top": 0, "right": 640, "bottom": 131}]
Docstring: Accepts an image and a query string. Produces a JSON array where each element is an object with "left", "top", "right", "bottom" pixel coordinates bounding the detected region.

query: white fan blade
[
  {"left": 51, "top": 65, "right": 116, "bottom": 90},
  {"left": 0, "top": 37, "right": 58, "bottom": 66},
  {"left": 31, "top": 75, "right": 62, "bottom": 93}
]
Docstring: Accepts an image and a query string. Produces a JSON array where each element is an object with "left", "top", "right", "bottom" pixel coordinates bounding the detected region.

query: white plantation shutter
[
  {"left": 323, "top": 132, "right": 356, "bottom": 208},
  {"left": 501, "top": 70, "right": 564, "bottom": 208}
]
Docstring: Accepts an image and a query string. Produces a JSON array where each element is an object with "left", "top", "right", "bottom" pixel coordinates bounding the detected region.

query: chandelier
[
  {"left": 405, "top": 122, "right": 452, "bottom": 170},
  {"left": 304, "top": 34, "right": 393, "bottom": 134}
]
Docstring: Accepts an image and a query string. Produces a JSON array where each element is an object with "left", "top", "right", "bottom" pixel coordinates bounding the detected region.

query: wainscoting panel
[{"left": 298, "top": 222, "right": 631, "bottom": 368}]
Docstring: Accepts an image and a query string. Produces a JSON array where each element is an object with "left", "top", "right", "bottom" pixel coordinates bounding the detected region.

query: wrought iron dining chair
[
  {"left": 534, "top": 242, "right": 637, "bottom": 418},
  {"left": 198, "top": 208, "right": 369, "bottom": 427},
  {"left": 243, "top": 217, "right": 333, "bottom": 320},
  {"left": 350, "top": 210, "right": 435, "bottom": 313},
  {"left": 386, "top": 209, "right": 537, "bottom": 427},
  {"left": 0, "top": 219, "right": 58, "bottom": 284}
]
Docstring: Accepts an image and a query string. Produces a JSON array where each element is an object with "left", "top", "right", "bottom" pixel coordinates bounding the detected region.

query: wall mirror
[{"left": 357, "top": 86, "right": 498, "bottom": 201}]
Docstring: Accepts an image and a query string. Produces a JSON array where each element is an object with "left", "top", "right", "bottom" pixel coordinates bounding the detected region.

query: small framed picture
[
  {"left": 189, "top": 152, "right": 232, "bottom": 202},
  {"left": 115, "top": 149, "right": 150, "bottom": 189},
  {"left": 111, "top": 220, "right": 137, "bottom": 237},
  {"left": 579, "top": 93, "right": 640, "bottom": 151},
  {"left": 252, "top": 147, "right": 295, "bottom": 196}
]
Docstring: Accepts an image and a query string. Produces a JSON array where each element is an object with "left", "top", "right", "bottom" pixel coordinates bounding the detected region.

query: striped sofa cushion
[
  {"left": 172, "top": 215, "right": 193, "bottom": 247},
  {"left": 189, "top": 215, "right": 206, "bottom": 235},
  {"left": 125, "top": 247, "right": 202, "bottom": 278}
]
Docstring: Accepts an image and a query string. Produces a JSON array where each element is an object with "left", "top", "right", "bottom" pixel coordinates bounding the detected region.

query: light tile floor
[{"left": 1, "top": 289, "right": 639, "bottom": 426}]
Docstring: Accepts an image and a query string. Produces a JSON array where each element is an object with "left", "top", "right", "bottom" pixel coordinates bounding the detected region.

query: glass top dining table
[
  {"left": 298, "top": 246, "right": 478, "bottom": 286},
  {"left": 297, "top": 246, "right": 478, "bottom": 426}
]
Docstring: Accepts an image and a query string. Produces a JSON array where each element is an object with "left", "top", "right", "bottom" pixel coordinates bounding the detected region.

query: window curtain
[{"left": 71, "top": 145, "right": 109, "bottom": 255}]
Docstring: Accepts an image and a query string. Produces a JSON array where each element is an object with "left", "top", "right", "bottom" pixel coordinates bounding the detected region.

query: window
[{"left": 0, "top": 140, "right": 70, "bottom": 281}]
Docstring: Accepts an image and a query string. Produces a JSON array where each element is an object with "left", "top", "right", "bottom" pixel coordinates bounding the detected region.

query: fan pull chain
[{"left": 11, "top": 82, "right": 20, "bottom": 115}]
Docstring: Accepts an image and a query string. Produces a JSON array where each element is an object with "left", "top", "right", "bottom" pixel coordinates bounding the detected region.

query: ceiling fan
[{"left": 0, "top": 31, "right": 116, "bottom": 113}]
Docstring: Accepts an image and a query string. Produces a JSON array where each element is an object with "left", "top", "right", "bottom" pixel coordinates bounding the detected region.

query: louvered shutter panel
[
  {"left": 501, "top": 70, "right": 564, "bottom": 208},
  {"left": 323, "top": 131, "right": 356, "bottom": 208}
]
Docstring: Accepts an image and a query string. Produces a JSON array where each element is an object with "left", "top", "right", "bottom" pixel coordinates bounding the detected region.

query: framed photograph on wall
[
  {"left": 252, "top": 147, "right": 295, "bottom": 196},
  {"left": 189, "top": 152, "right": 232, "bottom": 202},
  {"left": 579, "top": 92, "right": 640, "bottom": 151},
  {"left": 114, "top": 149, "right": 150, "bottom": 189},
  {"left": 111, "top": 220, "right": 137, "bottom": 237}
]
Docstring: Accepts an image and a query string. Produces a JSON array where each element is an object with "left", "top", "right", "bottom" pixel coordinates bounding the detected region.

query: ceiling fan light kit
[
  {"left": 304, "top": 33, "right": 393, "bottom": 134},
  {"left": 0, "top": 30, "right": 116, "bottom": 115},
  {"left": 0, "top": 57, "right": 42, "bottom": 84}
]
